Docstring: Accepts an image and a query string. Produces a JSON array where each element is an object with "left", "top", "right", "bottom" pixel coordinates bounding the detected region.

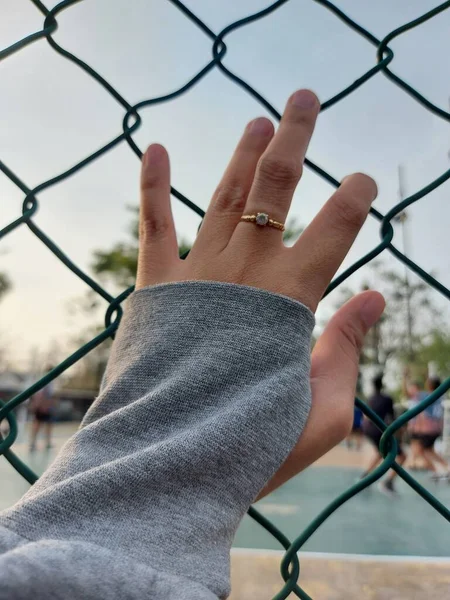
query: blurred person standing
[
  {"left": 29, "top": 368, "right": 57, "bottom": 452},
  {"left": 409, "top": 376, "right": 449, "bottom": 480},
  {"left": 0, "top": 416, "right": 8, "bottom": 439},
  {"left": 403, "top": 369, "right": 437, "bottom": 471},
  {"left": 361, "top": 374, "right": 406, "bottom": 495}
]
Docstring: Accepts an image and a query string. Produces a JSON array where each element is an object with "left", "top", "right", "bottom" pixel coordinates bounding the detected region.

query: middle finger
[{"left": 235, "top": 89, "right": 320, "bottom": 242}]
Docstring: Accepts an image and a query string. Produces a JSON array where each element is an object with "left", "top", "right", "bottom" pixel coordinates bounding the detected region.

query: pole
[{"left": 397, "top": 165, "right": 414, "bottom": 360}]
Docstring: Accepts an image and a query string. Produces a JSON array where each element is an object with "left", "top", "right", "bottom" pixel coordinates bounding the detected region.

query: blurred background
[{"left": 1, "top": 1, "right": 450, "bottom": 598}]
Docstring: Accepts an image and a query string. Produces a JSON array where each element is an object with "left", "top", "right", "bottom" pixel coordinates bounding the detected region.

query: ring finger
[{"left": 194, "top": 117, "right": 274, "bottom": 253}]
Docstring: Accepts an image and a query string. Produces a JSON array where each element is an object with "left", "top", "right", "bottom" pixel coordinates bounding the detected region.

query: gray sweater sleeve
[{"left": 0, "top": 281, "right": 314, "bottom": 600}]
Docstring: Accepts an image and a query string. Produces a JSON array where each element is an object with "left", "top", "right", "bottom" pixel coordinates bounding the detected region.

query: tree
[{"left": 413, "top": 329, "right": 450, "bottom": 376}]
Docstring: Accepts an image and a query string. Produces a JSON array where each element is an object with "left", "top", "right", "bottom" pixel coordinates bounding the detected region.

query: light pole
[{"left": 394, "top": 164, "right": 414, "bottom": 360}]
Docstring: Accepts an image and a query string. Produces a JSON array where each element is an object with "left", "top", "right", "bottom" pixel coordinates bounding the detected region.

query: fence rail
[{"left": 1, "top": 1, "right": 450, "bottom": 598}]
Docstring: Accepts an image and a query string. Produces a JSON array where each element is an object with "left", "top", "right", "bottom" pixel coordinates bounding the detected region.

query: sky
[{"left": 1, "top": 0, "right": 450, "bottom": 368}]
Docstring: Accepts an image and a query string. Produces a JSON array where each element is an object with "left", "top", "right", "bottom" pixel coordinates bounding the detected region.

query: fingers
[
  {"left": 258, "top": 291, "right": 385, "bottom": 498},
  {"left": 292, "top": 173, "right": 377, "bottom": 308},
  {"left": 235, "top": 89, "right": 320, "bottom": 242},
  {"left": 136, "top": 144, "right": 178, "bottom": 289},
  {"left": 195, "top": 118, "right": 274, "bottom": 252}
]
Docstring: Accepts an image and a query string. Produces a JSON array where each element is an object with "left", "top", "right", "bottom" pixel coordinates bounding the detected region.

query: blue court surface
[
  {"left": 235, "top": 466, "right": 450, "bottom": 556},
  {"left": 2, "top": 428, "right": 449, "bottom": 557}
]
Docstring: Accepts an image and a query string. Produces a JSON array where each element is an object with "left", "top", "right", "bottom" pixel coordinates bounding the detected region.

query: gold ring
[{"left": 240, "top": 212, "right": 285, "bottom": 232}]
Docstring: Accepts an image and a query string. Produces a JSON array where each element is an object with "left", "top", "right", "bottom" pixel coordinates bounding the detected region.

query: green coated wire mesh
[{"left": 1, "top": 1, "right": 450, "bottom": 598}]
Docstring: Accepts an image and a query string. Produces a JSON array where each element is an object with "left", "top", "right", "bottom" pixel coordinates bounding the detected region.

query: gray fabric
[{"left": 0, "top": 281, "right": 314, "bottom": 599}]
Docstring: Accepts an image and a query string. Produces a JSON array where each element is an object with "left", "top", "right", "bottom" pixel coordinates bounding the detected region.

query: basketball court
[
  {"left": 2, "top": 424, "right": 449, "bottom": 597},
  {"left": 3, "top": 423, "right": 449, "bottom": 558}
]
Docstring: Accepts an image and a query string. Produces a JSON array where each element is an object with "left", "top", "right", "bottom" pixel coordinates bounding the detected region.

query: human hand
[{"left": 137, "top": 89, "right": 385, "bottom": 494}]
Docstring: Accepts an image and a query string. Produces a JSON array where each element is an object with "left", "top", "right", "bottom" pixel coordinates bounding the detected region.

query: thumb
[
  {"left": 311, "top": 290, "right": 385, "bottom": 427},
  {"left": 257, "top": 291, "right": 385, "bottom": 498}
]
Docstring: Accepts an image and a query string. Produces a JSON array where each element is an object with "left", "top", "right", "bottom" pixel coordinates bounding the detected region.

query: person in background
[
  {"left": 0, "top": 417, "right": 8, "bottom": 439},
  {"left": 402, "top": 370, "right": 428, "bottom": 470},
  {"left": 29, "top": 368, "right": 57, "bottom": 452},
  {"left": 409, "top": 376, "right": 449, "bottom": 480},
  {"left": 361, "top": 374, "right": 406, "bottom": 495}
]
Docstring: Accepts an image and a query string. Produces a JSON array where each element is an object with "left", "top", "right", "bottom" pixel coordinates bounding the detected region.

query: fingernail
[
  {"left": 360, "top": 293, "right": 385, "bottom": 328},
  {"left": 144, "top": 144, "right": 165, "bottom": 166},
  {"left": 291, "top": 89, "right": 318, "bottom": 109},
  {"left": 248, "top": 117, "right": 273, "bottom": 136}
]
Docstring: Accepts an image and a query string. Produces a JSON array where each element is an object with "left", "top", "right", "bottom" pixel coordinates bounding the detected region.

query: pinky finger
[
  {"left": 291, "top": 173, "right": 377, "bottom": 307},
  {"left": 137, "top": 144, "right": 179, "bottom": 289}
]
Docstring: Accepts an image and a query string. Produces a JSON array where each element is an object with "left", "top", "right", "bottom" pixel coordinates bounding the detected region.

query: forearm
[{"left": 1, "top": 281, "right": 313, "bottom": 597}]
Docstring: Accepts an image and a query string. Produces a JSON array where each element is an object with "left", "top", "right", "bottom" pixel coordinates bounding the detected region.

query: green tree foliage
[{"left": 413, "top": 330, "right": 450, "bottom": 376}]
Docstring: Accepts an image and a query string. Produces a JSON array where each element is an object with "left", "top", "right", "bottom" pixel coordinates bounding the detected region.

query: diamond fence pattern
[{"left": 1, "top": 1, "right": 450, "bottom": 599}]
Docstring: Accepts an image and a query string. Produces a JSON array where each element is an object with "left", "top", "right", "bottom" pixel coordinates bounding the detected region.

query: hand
[
  {"left": 137, "top": 89, "right": 385, "bottom": 494},
  {"left": 259, "top": 290, "right": 384, "bottom": 497}
]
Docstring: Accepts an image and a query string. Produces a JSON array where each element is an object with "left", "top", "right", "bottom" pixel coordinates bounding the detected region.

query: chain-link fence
[{"left": 1, "top": 1, "right": 450, "bottom": 598}]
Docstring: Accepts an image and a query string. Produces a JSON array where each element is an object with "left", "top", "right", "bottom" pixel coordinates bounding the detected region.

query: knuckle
[
  {"left": 258, "top": 155, "right": 302, "bottom": 188},
  {"left": 333, "top": 193, "right": 368, "bottom": 230},
  {"left": 286, "top": 110, "right": 316, "bottom": 128},
  {"left": 141, "top": 173, "right": 161, "bottom": 193},
  {"left": 212, "top": 182, "right": 246, "bottom": 213},
  {"left": 337, "top": 320, "right": 365, "bottom": 360},
  {"left": 140, "top": 214, "right": 171, "bottom": 240}
]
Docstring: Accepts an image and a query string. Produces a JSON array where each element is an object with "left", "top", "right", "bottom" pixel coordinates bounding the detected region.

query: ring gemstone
[{"left": 255, "top": 212, "right": 269, "bottom": 226}]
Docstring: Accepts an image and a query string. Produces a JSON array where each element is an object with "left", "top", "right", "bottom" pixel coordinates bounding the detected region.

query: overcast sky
[{"left": 1, "top": 0, "right": 450, "bottom": 367}]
